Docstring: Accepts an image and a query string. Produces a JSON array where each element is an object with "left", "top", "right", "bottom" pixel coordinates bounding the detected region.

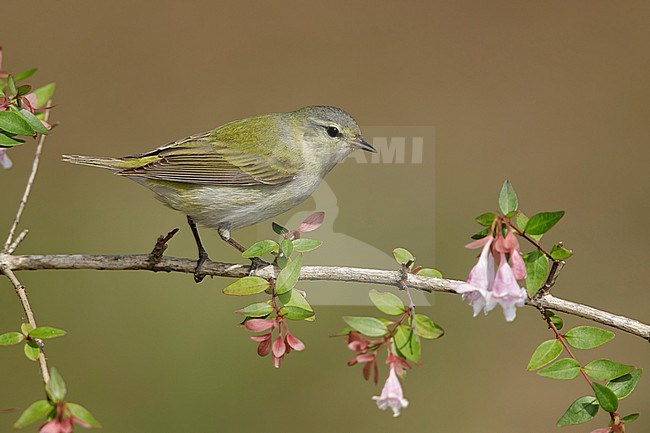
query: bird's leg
[
  {"left": 217, "top": 227, "right": 270, "bottom": 274},
  {"left": 187, "top": 216, "right": 209, "bottom": 283}
]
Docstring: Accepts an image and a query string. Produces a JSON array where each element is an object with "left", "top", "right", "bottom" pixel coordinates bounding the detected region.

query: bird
[{"left": 63, "top": 105, "right": 376, "bottom": 282}]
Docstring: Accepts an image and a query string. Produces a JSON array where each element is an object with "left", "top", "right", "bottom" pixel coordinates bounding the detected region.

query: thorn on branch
[{"left": 148, "top": 228, "right": 179, "bottom": 266}]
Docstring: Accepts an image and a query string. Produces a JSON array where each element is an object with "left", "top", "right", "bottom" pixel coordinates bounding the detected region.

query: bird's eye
[{"left": 326, "top": 126, "right": 340, "bottom": 138}]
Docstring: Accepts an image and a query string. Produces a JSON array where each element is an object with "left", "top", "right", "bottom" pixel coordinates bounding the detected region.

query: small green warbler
[{"left": 63, "top": 105, "right": 376, "bottom": 281}]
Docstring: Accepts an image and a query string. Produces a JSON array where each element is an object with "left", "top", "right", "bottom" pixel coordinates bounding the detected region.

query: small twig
[
  {"left": 148, "top": 228, "right": 179, "bottom": 265},
  {"left": 7, "top": 229, "right": 28, "bottom": 255},
  {"left": 0, "top": 264, "right": 50, "bottom": 384},
  {"left": 2, "top": 106, "right": 52, "bottom": 253}
]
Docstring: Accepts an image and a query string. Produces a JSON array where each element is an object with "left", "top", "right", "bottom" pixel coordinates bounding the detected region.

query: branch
[{"left": 1, "top": 252, "right": 648, "bottom": 341}]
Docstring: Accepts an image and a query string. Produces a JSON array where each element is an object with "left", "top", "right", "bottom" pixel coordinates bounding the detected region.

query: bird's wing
[{"left": 118, "top": 117, "right": 302, "bottom": 186}]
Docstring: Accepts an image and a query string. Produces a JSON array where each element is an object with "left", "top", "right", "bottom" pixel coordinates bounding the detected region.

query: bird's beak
[{"left": 351, "top": 135, "right": 377, "bottom": 153}]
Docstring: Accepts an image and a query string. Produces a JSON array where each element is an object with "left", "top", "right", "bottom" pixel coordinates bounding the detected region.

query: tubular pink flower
[
  {"left": 372, "top": 365, "right": 409, "bottom": 417},
  {"left": 456, "top": 235, "right": 495, "bottom": 316},
  {"left": 489, "top": 252, "right": 527, "bottom": 321}
]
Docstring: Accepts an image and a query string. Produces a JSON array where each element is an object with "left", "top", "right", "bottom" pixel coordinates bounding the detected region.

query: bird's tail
[{"left": 62, "top": 155, "right": 134, "bottom": 171}]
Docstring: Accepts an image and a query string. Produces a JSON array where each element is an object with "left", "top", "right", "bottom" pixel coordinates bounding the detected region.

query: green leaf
[
  {"left": 342, "top": 316, "right": 388, "bottom": 337},
  {"left": 13, "top": 400, "right": 52, "bottom": 429},
  {"left": 544, "top": 310, "right": 564, "bottom": 331},
  {"left": 523, "top": 250, "right": 548, "bottom": 296},
  {"left": 545, "top": 311, "right": 564, "bottom": 330},
  {"left": 279, "top": 289, "right": 312, "bottom": 310},
  {"left": 276, "top": 255, "right": 288, "bottom": 269},
  {"left": 475, "top": 212, "right": 496, "bottom": 227},
  {"left": 527, "top": 339, "right": 563, "bottom": 370},
  {"left": 516, "top": 211, "right": 529, "bottom": 231},
  {"left": 14, "top": 68, "right": 38, "bottom": 82},
  {"left": 392, "top": 248, "right": 414, "bottom": 266},
  {"left": 29, "top": 327, "right": 67, "bottom": 340},
  {"left": 550, "top": 244, "right": 573, "bottom": 260},
  {"left": 7, "top": 75, "right": 17, "bottom": 97},
  {"left": 470, "top": 228, "right": 490, "bottom": 240},
  {"left": 17, "top": 84, "right": 32, "bottom": 96},
  {"left": 67, "top": 403, "right": 101, "bottom": 427},
  {"left": 556, "top": 396, "right": 598, "bottom": 426},
  {"left": 564, "top": 326, "right": 614, "bottom": 350},
  {"left": 24, "top": 341, "right": 39, "bottom": 361},
  {"left": 584, "top": 359, "right": 635, "bottom": 381},
  {"left": 280, "top": 239, "right": 293, "bottom": 258},
  {"left": 279, "top": 305, "right": 315, "bottom": 320},
  {"left": 242, "top": 240, "right": 279, "bottom": 258},
  {"left": 275, "top": 255, "right": 302, "bottom": 295},
  {"left": 498, "top": 180, "right": 518, "bottom": 215},
  {"left": 0, "top": 110, "right": 35, "bottom": 135},
  {"left": 235, "top": 302, "right": 273, "bottom": 317},
  {"left": 368, "top": 289, "right": 405, "bottom": 315},
  {"left": 21, "top": 323, "right": 34, "bottom": 335},
  {"left": 517, "top": 211, "right": 543, "bottom": 241},
  {"left": 537, "top": 358, "right": 581, "bottom": 380},
  {"left": 416, "top": 268, "right": 442, "bottom": 278},
  {"left": 0, "top": 131, "right": 25, "bottom": 146},
  {"left": 0, "top": 331, "right": 25, "bottom": 346},
  {"left": 292, "top": 238, "right": 322, "bottom": 253},
  {"left": 17, "top": 109, "right": 48, "bottom": 134},
  {"left": 222, "top": 276, "right": 270, "bottom": 296},
  {"left": 272, "top": 222, "right": 288, "bottom": 235},
  {"left": 607, "top": 369, "right": 642, "bottom": 399},
  {"left": 621, "top": 413, "right": 639, "bottom": 423},
  {"left": 592, "top": 382, "right": 618, "bottom": 412},
  {"left": 414, "top": 314, "right": 444, "bottom": 339},
  {"left": 32, "top": 83, "right": 55, "bottom": 107},
  {"left": 46, "top": 368, "right": 67, "bottom": 403},
  {"left": 393, "top": 324, "right": 421, "bottom": 362},
  {"left": 524, "top": 211, "right": 565, "bottom": 235}
]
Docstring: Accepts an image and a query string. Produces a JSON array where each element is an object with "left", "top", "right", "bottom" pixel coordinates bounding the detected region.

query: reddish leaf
[
  {"left": 297, "top": 212, "right": 325, "bottom": 232},
  {"left": 257, "top": 339, "right": 271, "bottom": 357},
  {"left": 285, "top": 333, "right": 305, "bottom": 351},
  {"left": 272, "top": 336, "right": 286, "bottom": 358},
  {"left": 244, "top": 319, "right": 275, "bottom": 332}
]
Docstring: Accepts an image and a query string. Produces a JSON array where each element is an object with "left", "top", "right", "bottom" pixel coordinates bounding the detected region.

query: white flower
[
  {"left": 0, "top": 149, "right": 12, "bottom": 169},
  {"left": 455, "top": 235, "right": 494, "bottom": 316},
  {"left": 372, "top": 365, "right": 409, "bottom": 417}
]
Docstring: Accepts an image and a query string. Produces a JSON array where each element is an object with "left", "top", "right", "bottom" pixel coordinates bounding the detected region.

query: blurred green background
[{"left": 1, "top": 1, "right": 648, "bottom": 432}]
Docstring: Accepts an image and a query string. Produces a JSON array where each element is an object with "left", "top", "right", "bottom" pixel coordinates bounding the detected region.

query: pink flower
[
  {"left": 487, "top": 252, "right": 527, "bottom": 321},
  {"left": 372, "top": 365, "right": 409, "bottom": 417},
  {"left": 455, "top": 235, "right": 495, "bottom": 316},
  {"left": 0, "top": 148, "right": 12, "bottom": 169}
]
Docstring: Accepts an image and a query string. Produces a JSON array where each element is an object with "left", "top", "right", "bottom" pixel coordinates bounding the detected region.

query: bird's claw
[{"left": 194, "top": 253, "right": 209, "bottom": 283}]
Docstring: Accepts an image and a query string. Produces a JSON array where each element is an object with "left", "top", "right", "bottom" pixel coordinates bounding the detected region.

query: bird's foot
[
  {"left": 194, "top": 252, "right": 209, "bottom": 283},
  {"left": 248, "top": 257, "right": 271, "bottom": 276}
]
